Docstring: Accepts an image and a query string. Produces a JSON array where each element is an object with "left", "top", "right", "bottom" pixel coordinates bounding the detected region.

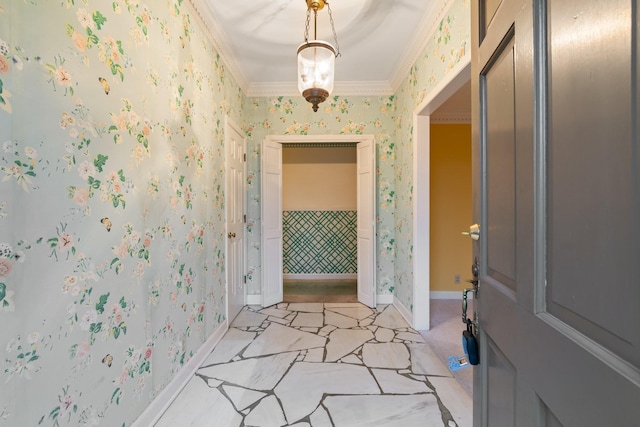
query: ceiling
[
  {"left": 187, "top": 0, "right": 470, "bottom": 121},
  {"left": 189, "top": 0, "right": 449, "bottom": 96}
]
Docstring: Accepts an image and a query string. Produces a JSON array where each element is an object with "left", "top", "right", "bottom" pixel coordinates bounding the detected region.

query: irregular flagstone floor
[{"left": 155, "top": 303, "right": 472, "bottom": 427}]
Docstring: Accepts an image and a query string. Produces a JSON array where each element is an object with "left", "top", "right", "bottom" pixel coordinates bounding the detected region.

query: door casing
[{"left": 261, "top": 134, "right": 377, "bottom": 308}]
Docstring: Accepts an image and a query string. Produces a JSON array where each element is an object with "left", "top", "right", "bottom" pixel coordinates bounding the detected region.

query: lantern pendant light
[{"left": 297, "top": 0, "right": 340, "bottom": 112}]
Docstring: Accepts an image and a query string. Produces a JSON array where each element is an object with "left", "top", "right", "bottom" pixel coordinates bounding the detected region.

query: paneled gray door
[{"left": 471, "top": 0, "right": 640, "bottom": 426}]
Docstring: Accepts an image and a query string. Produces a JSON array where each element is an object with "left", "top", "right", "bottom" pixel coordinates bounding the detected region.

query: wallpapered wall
[
  {"left": 0, "top": 1, "right": 242, "bottom": 426},
  {"left": 393, "top": 0, "right": 471, "bottom": 311},
  {"left": 243, "top": 96, "right": 399, "bottom": 297},
  {"left": 0, "top": 0, "right": 470, "bottom": 425}
]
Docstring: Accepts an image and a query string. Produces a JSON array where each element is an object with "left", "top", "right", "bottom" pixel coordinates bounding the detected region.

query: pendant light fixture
[{"left": 297, "top": 0, "right": 340, "bottom": 112}]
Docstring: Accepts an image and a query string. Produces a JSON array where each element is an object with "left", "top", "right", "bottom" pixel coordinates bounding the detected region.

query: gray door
[{"left": 471, "top": 0, "right": 640, "bottom": 425}]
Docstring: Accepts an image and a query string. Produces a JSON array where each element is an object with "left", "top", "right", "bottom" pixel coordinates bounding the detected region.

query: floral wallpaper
[
  {"left": 0, "top": 0, "right": 242, "bottom": 425},
  {"left": 393, "top": 0, "right": 471, "bottom": 312},
  {"left": 0, "top": 0, "right": 470, "bottom": 424},
  {"left": 243, "top": 95, "right": 398, "bottom": 298}
]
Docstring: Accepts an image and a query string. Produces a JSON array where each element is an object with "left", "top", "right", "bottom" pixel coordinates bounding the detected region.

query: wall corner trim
[
  {"left": 131, "top": 320, "right": 229, "bottom": 426},
  {"left": 393, "top": 296, "right": 414, "bottom": 327}
]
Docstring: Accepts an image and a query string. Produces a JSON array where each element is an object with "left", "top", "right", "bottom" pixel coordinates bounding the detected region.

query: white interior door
[
  {"left": 225, "top": 118, "right": 246, "bottom": 323},
  {"left": 357, "top": 137, "right": 376, "bottom": 307},
  {"left": 261, "top": 138, "right": 283, "bottom": 307}
]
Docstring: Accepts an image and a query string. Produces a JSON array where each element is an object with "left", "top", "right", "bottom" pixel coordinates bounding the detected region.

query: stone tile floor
[{"left": 155, "top": 303, "right": 472, "bottom": 427}]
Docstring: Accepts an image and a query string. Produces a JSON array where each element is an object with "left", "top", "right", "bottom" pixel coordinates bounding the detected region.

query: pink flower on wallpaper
[
  {"left": 71, "top": 31, "right": 87, "bottom": 52},
  {"left": 0, "top": 55, "right": 10, "bottom": 74},
  {"left": 111, "top": 113, "right": 128, "bottom": 132},
  {"left": 76, "top": 341, "right": 91, "bottom": 360},
  {"left": 113, "top": 242, "right": 127, "bottom": 258},
  {"left": 0, "top": 258, "right": 13, "bottom": 277},
  {"left": 77, "top": 160, "right": 96, "bottom": 180},
  {"left": 76, "top": 8, "right": 93, "bottom": 29},
  {"left": 73, "top": 187, "right": 89, "bottom": 205},
  {"left": 143, "top": 236, "right": 151, "bottom": 248},
  {"left": 55, "top": 66, "right": 72, "bottom": 87},
  {"left": 144, "top": 347, "right": 152, "bottom": 359},
  {"left": 58, "top": 232, "right": 73, "bottom": 251}
]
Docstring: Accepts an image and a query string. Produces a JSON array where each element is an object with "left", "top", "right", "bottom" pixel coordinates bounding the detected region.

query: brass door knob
[{"left": 462, "top": 224, "right": 480, "bottom": 241}]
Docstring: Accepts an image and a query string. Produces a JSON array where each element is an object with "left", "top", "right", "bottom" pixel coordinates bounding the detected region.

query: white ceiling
[{"left": 188, "top": 0, "right": 450, "bottom": 96}]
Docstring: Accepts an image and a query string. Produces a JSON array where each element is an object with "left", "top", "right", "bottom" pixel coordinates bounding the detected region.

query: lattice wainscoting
[{"left": 283, "top": 210, "right": 357, "bottom": 274}]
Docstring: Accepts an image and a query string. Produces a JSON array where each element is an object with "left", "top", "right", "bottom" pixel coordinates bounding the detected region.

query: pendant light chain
[
  {"left": 325, "top": 2, "right": 341, "bottom": 56},
  {"left": 302, "top": 1, "right": 340, "bottom": 56},
  {"left": 304, "top": 8, "right": 311, "bottom": 43}
]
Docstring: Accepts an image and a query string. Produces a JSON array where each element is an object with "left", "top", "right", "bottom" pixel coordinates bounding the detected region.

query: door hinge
[
  {"left": 243, "top": 153, "right": 246, "bottom": 162},
  {"left": 243, "top": 275, "right": 247, "bottom": 284},
  {"left": 243, "top": 214, "right": 247, "bottom": 223}
]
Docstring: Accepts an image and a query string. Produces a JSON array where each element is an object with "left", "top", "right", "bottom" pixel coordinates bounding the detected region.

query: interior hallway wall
[
  {"left": 243, "top": 99, "right": 398, "bottom": 297},
  {"left": 0, "top": 2, "right": 242, "bottom": 425},
  {"left": 430, "top": 124, "right": 472, "bottom": 292}
]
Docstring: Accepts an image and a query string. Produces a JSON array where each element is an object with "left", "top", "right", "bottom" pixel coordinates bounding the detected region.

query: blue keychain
[{"left": 462, "top": 321, "right": 479, "bottom": 365}]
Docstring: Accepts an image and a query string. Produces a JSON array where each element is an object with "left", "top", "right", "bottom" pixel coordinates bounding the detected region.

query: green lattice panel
[{"left": 283, "top": 210, "right": 357, "bottom": 274}]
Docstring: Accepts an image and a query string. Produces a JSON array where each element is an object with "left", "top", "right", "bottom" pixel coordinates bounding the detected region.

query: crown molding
[
  {"left": 389, "top": 0, "right": 455, "bottom": 93},
  {"left": 245, "top": 80, "right": 394, "bottom": 98},
  {"left": 187, "top": 0, "right": 453, "bottom": 99},
  {"left": 186, "top": 0, "right": 249, "bottom": 92}
]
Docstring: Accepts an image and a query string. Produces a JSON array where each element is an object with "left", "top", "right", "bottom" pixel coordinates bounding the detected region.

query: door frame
[
  {"left": 413, "top": 56, "right": 471, "bottom": 330},
  {"left": 224, "top": 116, "right": 247, "bottom": 322},
  {"left": 261, "top": 134, "right": 377, "bottom": 307}
]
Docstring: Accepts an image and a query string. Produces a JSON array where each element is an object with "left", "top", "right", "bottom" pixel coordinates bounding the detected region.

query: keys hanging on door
[{"left": 461, "top": 258, "right": 480, "bottom": 365}]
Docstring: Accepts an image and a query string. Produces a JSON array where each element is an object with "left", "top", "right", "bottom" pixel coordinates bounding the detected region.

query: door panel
[
  {"left": 225, "top": 119, "right": 246, "bottom": 323},
  {"left": 472, "top": 0, "right": 640, "bottom": 426},
  {"left": 261, "top": 139, "right": 283, "bottom": 307},
  {"left": 486, "top": 339, "right": 516, "bottom": 427},
  {"left": 485, "top": 35, "right": 517, "bottom": 292},
  {"left": 546, "top": 0, "right": 639, "bottom": 361},
  {"left": 357, "top": 138, "right": 376, "bottom": 308}
]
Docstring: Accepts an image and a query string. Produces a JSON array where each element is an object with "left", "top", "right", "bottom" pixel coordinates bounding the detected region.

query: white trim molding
[
  {"left": 132, "top": 321, "right": 229, "bottom": 426},
  {"left": 393, "top": 296, "right": 414, "bottom": 327},
  {"left": 431, "top": 291, "right": 463, "bottom": 300}
]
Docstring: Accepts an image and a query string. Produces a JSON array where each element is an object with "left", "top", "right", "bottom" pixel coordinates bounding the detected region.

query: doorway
[
  {"left": 261, "top": 135, "right": 376, "bottom": 308},
  {"left": 282, "top": 143, "right": 358, "bottom": 303},
  {"left": 413, "top": 57, "right": 471, "bottom": 330}
]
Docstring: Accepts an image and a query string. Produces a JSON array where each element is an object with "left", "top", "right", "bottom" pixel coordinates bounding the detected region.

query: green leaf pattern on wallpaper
[{"left": 0, "top": 0, "right": 240, "bottom": 425}]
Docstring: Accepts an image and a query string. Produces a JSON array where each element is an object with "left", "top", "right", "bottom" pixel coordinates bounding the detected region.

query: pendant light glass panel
[{"left": 297, "top": 41, "right": 336, "bottom": 94}]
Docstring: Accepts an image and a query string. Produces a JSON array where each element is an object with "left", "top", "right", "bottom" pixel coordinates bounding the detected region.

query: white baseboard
[
  {"left": 430, "top": 291, "right": 463, "bottom": 299},
  {"left": 246, "top": 295, "right": 262, "bottom": 305},
  {"left": 393, "top": 296, "right": 413, "bottom": 326},
  {"left": 376, "top": 294, "right": 394, "bottom": 305},
  {"left": 132, "top": 320, "right": 229, "bottom": 427},
  {"left": 283, "top": 274, "right": 358, "bottom": 281}
]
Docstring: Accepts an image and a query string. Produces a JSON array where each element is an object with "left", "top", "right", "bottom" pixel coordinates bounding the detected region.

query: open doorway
[
  {"left": 261, "top": 135, "right": 376, "bottom": 308},
  {"left": 282, "top": 143, "right": 358, "bottom": 303},
  {"left": 413, "top": 58, "right": 470, "bottom": 330}
]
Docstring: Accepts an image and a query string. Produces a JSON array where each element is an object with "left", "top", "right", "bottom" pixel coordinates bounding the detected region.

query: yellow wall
[
  {"left": 430, "top": 124, "right": 472, "bottom": 292},
  {"left": 283, "top": 147, "right": 357, "bottom": 210}
]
